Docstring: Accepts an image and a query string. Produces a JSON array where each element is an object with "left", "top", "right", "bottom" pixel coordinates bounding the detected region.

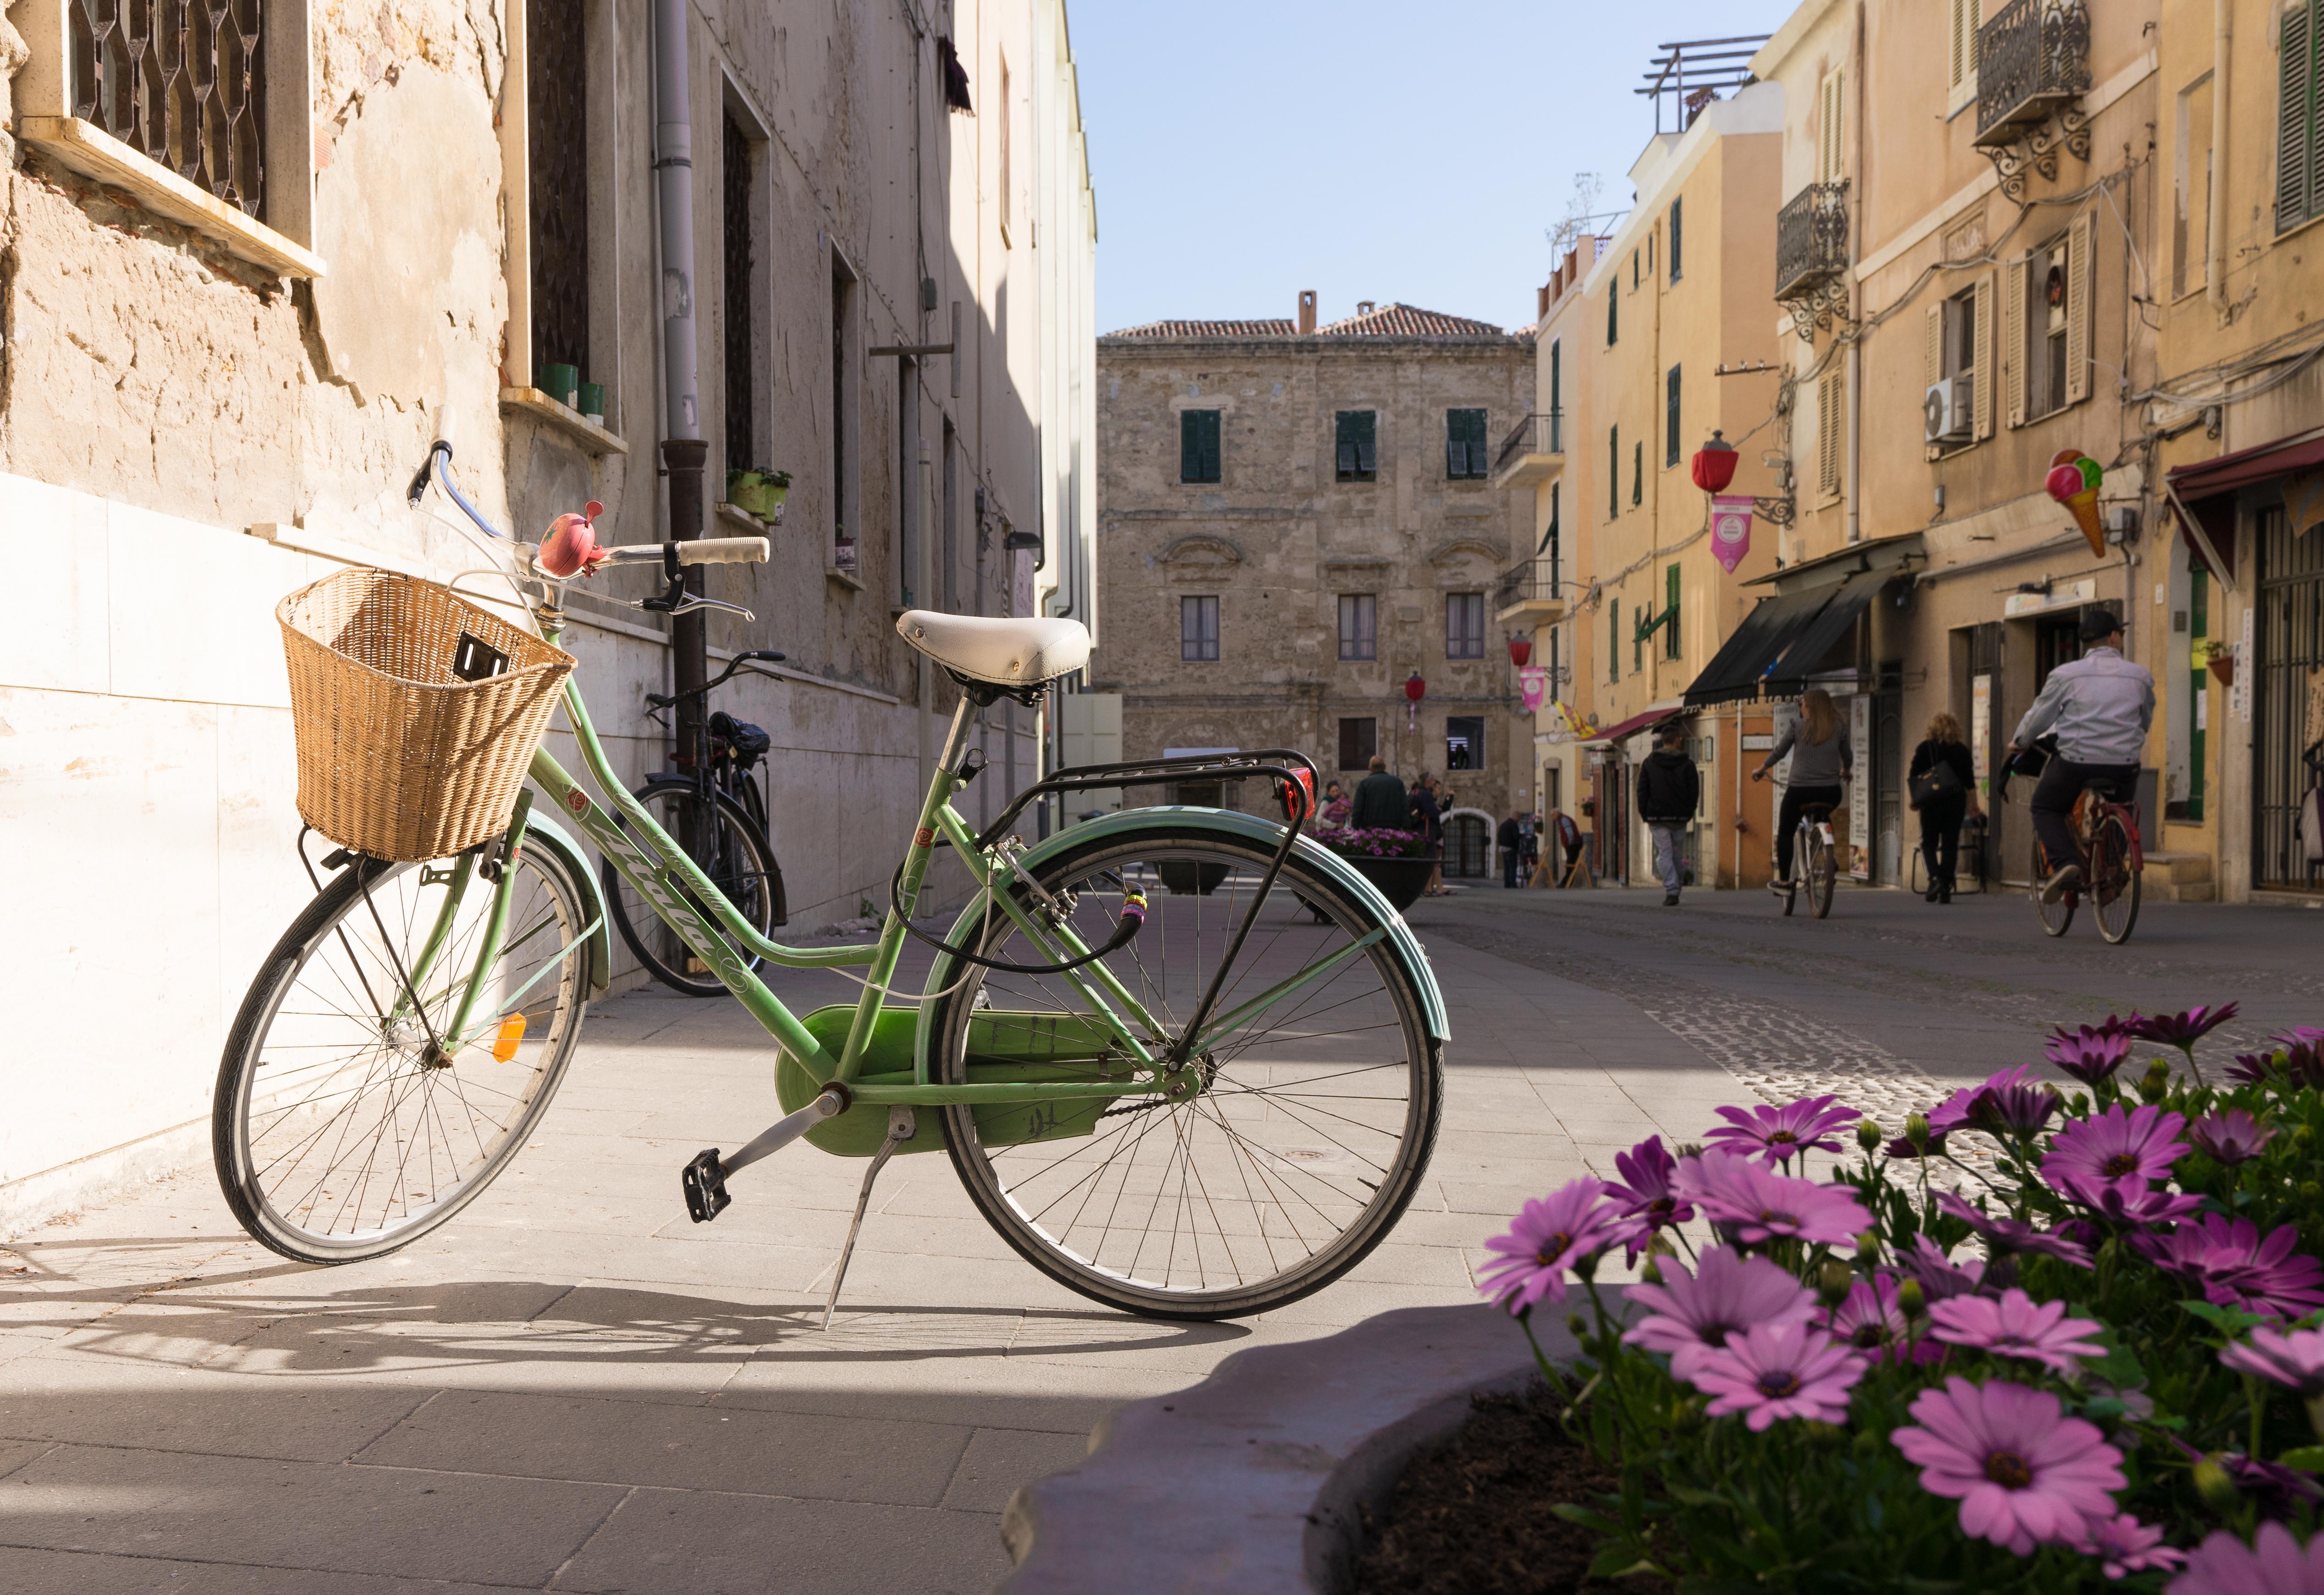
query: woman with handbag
[{"left": 1909, "top": 712, "right": 1978, "bottom": 904}]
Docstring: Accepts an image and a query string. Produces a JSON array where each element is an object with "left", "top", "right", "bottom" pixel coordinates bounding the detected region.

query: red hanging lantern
[
  {"left": 1691, "top": 429, "right": 1739, "bottom": 494},
  {"left": 1404, "top": 669, "right": 1426, "bottom": 732},
  {"left": 1507, "top": 636, "right": 1533, "bottom": 667}
]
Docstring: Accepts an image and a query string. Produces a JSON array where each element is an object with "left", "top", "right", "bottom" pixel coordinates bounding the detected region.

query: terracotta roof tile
[
  {"left": 1104, "top": 318, "right": 1300, "bottom": 340},
  {"left": 1101, "top": 304, "right": 1519, "bottom": 342}
]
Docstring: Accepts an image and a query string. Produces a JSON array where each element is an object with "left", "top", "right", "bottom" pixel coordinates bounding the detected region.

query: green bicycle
[{"left": 212, "top": 437, "right": 1446, "bottom": 1321}]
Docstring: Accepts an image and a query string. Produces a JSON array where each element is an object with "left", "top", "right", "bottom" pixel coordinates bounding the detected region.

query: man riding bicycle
[{"left": 2005, "top": 607, "right": 2154, "bottom": 904}]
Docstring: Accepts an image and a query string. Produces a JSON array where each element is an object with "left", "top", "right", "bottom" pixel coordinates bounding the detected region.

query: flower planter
[
  {"left": 2207, "top": 653, "right": 2234, "bottom": 687},
  {"left": 999, "top": 1304, "right": 1567, "bottom": 1595},
  {"left": 1342, "top": 854, "right": 1432, "bottom": 911}
]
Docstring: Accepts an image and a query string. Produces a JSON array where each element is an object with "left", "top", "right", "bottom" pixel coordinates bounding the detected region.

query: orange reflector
[{"left": 492, "top": 1013, "right": 528, "bottom": 1062}]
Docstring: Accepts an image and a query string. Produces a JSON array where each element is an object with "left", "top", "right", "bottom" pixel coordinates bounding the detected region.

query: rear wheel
[
  {"left": 2091, "top": 813, "right": 2142, "bottom": 944},
  {"left": 603, "top": 780, "right": 779, "bottom": 996},
  {"left": 2033, "top": 840, "right": 2076, "bottom": 937},
  {"left": 1806, "top": 828, "right": 1837, "bottom": 919},
  {"left": 928, "top": 824, "right": 1442, "bottom": 1321}
]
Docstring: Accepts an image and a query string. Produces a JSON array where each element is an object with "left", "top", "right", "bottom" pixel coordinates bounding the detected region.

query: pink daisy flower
[
  {"left": 2074, "top": 1514, "right": 2185, "bottom": 1579},
  {"left": 2127, "top": 1003, "right": 2240, "bottom": 1051},
  {"left": 1927, "top": 1065, "right": 2043, "bottom": 1136},
  {"left": 1890, "top": 1377, "right": 2126, "bottom": 1556},
  {"left": 2046, "top": 1023, "right": 2133, "bottom": 1085},
  {"left": 1476, "top": 1178, "right": 1637, "bottom": 1315},
  {"left": 2135, "top": 1216, "right": 2324, "bottom": 1321},
  {"left": 2041, "top": 1104, "right": 2190, "bottom": 1195},
  {"left": 1684, "top": 1321, "right": 1866, "bottom": 1431},
  {"left": 1934, "top": 1191, "right": 2093, "bottom": 1267},
  {"left": 2170, "top": 1522, "right": 2324, "bottom": 1595},
  {"left": 1623, "top": 1246, "right": 1816, "bottom": 1374},
  {"left": 1676, "top": 1152, "right": 1872, "bottom": 1248},
  {"left": 1905, "top": 1233, "right": 1988, "bottom": 1302},
  {"left": 2053, "top": 1173, "right": 2206, "bottom": 1228},
  {"left": 2220, "top": 1326, "right": 2324, "bottom": 1395},
  {"left": 2189, "top": 1109, "right": 2275, "bottom": 1167},
  {"left": 1928, "top": 1288, "right": 2108, "bottom": 1375},
  {"left": 1702, "top": 1093, "right": 1860, "bottom": 1167},
  {"left": 1819, "top": 1273, "right": 1909, "bottom": 1358},
  {"left": 1604, "top": 1136, "right": 1693, "bottom": 1259}
]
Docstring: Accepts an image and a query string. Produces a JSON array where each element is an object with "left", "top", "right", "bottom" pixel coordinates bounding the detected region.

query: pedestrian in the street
[
  {"left": 1637, "top": 725, "right": 1701, "bottom": 907},
  {"left": 1538, "top": 806, "right": 1585, "bottom": 886},
  {"left": 1411, "top": 772, "right": 1446, "bottom": 895},
  {"left": 1497, "top": 809, "right": 1524, "bottom": 888},
  {"left": 1318, "top": 778, "right": 1351, "bottom": 830},
  {"left": 2006, "top": 607, "right": 2155, "bottom": 903},
  {"left": 1908, "top": 711, "right": 1978, "bottom": 904},
  {"left": 1751, "top": 688, "right": 1852, "bottom": 888},
  {"left": 1349, "top": 756, "right": 1407, "bottom": 830},
  {"left": 1520, "top": 811, "right": 1540, "bottom": 883}
]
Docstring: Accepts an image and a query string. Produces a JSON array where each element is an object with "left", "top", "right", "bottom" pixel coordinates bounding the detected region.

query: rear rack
[{"left": 974, "top": 747, "right": 1320, "bottom": 852}]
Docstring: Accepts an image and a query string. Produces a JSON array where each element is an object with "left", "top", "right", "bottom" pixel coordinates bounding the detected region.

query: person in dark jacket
[
  {"left": 1410, "top": 773, "right": 1446, "bottom": 895},
  {"left": 1497, "top": 811, "right": 1524, "bottom": 888},
  {"left": 1909, "top": 711, "right": 1980, "bottom": 904},
  {"left": 1349, "top": 756, "right": 1408, "bottom": 831},
  {"left": 1637, "top": 726, "right": 1702, "bottom": 906}
]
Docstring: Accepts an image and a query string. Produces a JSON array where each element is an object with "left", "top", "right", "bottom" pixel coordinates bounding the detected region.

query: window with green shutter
[
  {"left": 1607, "top": 287, "right": 1618, "bottom": 346},
  {"left": 1609, "top": 599, "right": 1619, "bottom": 682},
  {"left": 1669, "top": 197, "right": 1683, "bottom": 281},
  {"left": 1608, "top": 426, "right": 1620, "bottom": 517},
  {"left": 1180, "top": 409, "right": 1222, "bottom": 483},
  {"left": 2282, "top": 0, "right": 2323, "bottom": 234},
  {"left": 1665, "top": 563, "right": 1682, "bottom": 659},
  {"left": 1335, "top": 411, "right": 1378, "bottom": 481},
  {"left": 1665, "top": 366, "right": 1682, "bottom": 467},
  {"left": 1446, "top": 409, "right": 1488, "bottom": 478},
  {"left": 1632, "top": 440, "right": 1644, "bottom": 506}
]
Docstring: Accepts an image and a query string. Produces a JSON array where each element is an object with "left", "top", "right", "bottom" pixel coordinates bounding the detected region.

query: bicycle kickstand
[{"left": 821, "top": 1107, "right": 917, "bottom": 1332}]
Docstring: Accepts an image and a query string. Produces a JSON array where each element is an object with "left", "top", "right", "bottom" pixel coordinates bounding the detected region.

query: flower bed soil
[{"left": 1352, "top": 1389, "right": 1669, "bottom": 1595}]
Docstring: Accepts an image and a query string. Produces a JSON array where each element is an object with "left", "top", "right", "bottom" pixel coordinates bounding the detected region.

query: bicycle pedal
[{"left": 681, "top": 1150, "right": 732, "bottom": 1223}]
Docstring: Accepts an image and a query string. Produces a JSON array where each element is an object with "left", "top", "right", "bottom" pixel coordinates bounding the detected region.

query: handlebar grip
[{"left": 677, "top": 537, "right": 769, "bottom": 565}]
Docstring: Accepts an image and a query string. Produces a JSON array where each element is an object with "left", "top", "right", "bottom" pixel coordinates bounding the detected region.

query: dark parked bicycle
[{"left": 604, "top": 650, "right": 791, "bottom": 994}]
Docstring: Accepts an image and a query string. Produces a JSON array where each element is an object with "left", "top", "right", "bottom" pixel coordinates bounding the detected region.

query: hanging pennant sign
[
  {"left": 1711, "top": 495, "right": 1755, "bottom": 573},
  {"left": 1518, "top": 666, "right": 1550, "bottom": 713}
]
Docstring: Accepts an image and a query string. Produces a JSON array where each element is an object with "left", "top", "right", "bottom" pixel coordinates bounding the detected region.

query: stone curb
[{"left": 994, "top": 1303, "right": 1577, "bottom": 1594}]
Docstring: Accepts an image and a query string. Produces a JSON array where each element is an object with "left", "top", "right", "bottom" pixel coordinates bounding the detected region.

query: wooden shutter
[
  {"left": 1950, "top": 0, "right": 1978, "bottom": 92},
  {"left": 2280, "top": 2, "right": 2319, "bottom": 233},
  {"left": 1972, "top": 272, "right": 1996, "bottom": 440},
  {"left": 2065, "top": 212, "right": 2095, "bottom": 406},
  {"left": 1817, "top": 371, "right": 1843, "bottom": 498},
  {"left": 1819, "top": 71, "right": 1844, "bottom": 182},
  {"left": 1610, "top": 426, "right": 1620, "bottom": 516},
  {"left": 2004, "top": 256, "right": 2028, "bottom": 428},
  {"left": 1925, "top": 305, "right": 1944, "bottom": 386},
  {"left": 1666, "top": 563, "right": 1681, "bottom": 659}
]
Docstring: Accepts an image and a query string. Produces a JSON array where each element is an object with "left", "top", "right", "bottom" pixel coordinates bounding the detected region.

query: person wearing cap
[{"left": 2005, "top": 607, "right": 2155, "bottom": 904}]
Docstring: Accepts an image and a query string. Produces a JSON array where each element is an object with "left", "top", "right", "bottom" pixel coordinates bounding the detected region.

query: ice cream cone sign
[{"left": 2045, "top": 455, "right": 2107, "bottom": 558}]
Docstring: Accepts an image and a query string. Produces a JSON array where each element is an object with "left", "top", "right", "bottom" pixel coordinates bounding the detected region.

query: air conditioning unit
[{"left": 1923, "top": 378, "right": 1972, "bottom": 445}]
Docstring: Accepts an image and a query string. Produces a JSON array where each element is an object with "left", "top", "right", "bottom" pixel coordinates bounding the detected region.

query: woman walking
[
  {"left": 1750, "top": 688, "right": 1852, "bottom": 888},
  {"left": 1908, "top": 712, "right": 1978, "bottom": 904}
]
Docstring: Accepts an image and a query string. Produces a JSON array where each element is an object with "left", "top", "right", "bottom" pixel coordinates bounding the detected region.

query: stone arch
[{"left": 1441, "top": 806, "right": 1497, "bottom": 879}]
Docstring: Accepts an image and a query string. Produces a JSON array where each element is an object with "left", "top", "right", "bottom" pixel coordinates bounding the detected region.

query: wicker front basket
[{"left": 278, "top": 570, "right": 575, "bottom": 862}]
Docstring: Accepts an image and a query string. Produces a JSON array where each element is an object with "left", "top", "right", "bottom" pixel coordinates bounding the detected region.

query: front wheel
[
  {"left": 928, "top": 824, "right": 1442, "bottom": 1320},
  {"left": 1805, "top": 828, "right": 1837, "bottom": 919},
  {"left": 2092, "top": 813, "right": 2142, "bottom": 945},
  {"left": 2033, "top": 840, "right": 2076, "bottom": 937},
  {"left": 603, "top": 780, "right": 780, "bottom": 997},
  {"left": 214, "top": 844, "right": 590, "bottom": 1263}
]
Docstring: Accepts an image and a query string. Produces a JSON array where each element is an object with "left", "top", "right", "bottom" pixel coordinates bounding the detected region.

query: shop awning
[
  {"left": 1581, "top": 702, "right": 1684, "bottom": 748},
  {"left": 2165, "top": 427, "right": 2324, "bottom": 583},
  {"left": 1681, "top": 588, "right": 1832, "bottom": 707},
  {"left": 1761, "top": 569, "right": 1885, "bottom": 697}
]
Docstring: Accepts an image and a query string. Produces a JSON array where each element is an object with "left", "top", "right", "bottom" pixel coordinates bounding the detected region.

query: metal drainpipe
[
  {"left": 651, "top": 0, "right": 707, "bottom": 771},
  {"left": 2208, "top": 0, "right": 2231, "bottom": 317},
  {"left": 1846, "top": 0, "right": 1867, "bottom": 546}
]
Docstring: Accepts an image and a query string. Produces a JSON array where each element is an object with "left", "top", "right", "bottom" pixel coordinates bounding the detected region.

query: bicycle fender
[
  {"left": 912, "top": 806, "right": 1449, "bottom": 1082},
  {"left": 519, "top": 812, "right": 614, "bottom": 998}
]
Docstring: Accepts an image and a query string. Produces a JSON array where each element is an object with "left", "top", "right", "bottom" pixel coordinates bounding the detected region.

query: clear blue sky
[{"left": 1069, "top": 0, "right": 1803, "bottom": 335}]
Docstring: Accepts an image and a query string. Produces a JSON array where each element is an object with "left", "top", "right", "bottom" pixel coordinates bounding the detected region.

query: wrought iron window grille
[
  {"left": 71, "top": 0, "right": 266, "bottom": 217},
  {"left": 1774, "top": 181, "right": 1852, "bottom": 343}
]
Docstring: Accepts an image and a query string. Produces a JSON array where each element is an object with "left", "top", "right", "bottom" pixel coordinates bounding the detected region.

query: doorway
[
  {"left": 1444, "top": 812, "right": 1491, "bottom": 879},
  {"left": 2256, "top": 505, "right": 2324, "bottom": 890}
]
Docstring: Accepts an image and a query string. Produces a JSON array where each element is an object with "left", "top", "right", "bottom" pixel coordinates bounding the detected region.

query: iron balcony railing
[
  {"left": 1774, "top": 181, "right": 1850, "bottom": 302},
  {"left": 1974, "top": 0, "right": 2091, "bottom": 146},
  {"left": 1493, "top": 411, "right": 1562, "bottom": 476},
  {"left": 1494, "top": 555, "right": 1564, "bottom": 614}
]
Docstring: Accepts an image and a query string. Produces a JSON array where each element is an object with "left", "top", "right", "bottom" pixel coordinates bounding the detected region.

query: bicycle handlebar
[
  {"left": 644, "top": 649, "right": 790, "bottom": 711},
  {"left": 677, "top": 537, "right": 769, "bottom": 565}
]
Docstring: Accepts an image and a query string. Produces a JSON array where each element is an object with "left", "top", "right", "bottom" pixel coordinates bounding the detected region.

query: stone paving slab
[{"left": 0, "top": 887, "right": 2312, "bottom": 1591}]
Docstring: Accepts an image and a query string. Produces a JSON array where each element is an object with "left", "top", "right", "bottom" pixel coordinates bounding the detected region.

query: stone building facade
[
  {"left": 1093, "top": 304, "right": 1533, "bottom": 876},
  {"left": 0, "top": 0, "right": 1096, "bottom": 1229}
]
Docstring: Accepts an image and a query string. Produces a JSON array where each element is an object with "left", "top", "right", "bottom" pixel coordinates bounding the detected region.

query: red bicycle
[{"left": 2032, "top": 784, "right": 2143, "bottom": 944}]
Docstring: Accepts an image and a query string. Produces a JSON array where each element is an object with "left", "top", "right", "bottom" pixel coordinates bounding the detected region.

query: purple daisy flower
[
  {"left": 1972, "top": 1082, "right": 2062, "bottom": 1137},
  {"left": 2171, "top": 1522, "right": 2324, "bottom": 1595},
  {"left": 1927, "top": 1065, "right": 2043, "bottom": 1136},
  {"left": 1476, "top": 1178, "right": 1638, "bottom": 1315},
  {"left": 1684, "top": 1320, "right": 1866, "bottom": 1431},
  {"left": 2278, "top": 1025, "right": 2324, "bottom": 1050},
  {"left": 2172, "top": 1441, "right": 2324, "bottom": 1519},
  {"left": 1928, "top": 1288, "right": 2109, "bottom": 1375},
  {"left": 1934, "top": 1192, "right": 2093, "bottom": 1268},
  {"left": 1604, "top": 1135, "right": 1694, "bottom": 1258},
  {"left": 1819, "top": 1273, "right": 1908, "bottom": 1358},
  {"left": 2135, "top": 1217, "right": 2324, "bottom": 1321},
  {"left": 2042, "top": 1104, "right": 2191, "bottom": 1194},
  {"left": 2190, "top": 1109, "right": 2276, "bottom": 1167},
  {"left": 1623, "top": 1246, "right": 1817, "bottom": 1374},
  {"left": 2046, "top": 1023, "right": 2134, "bottom": 1086},
  {"left": 2052, "top": 1173, "right": 2207, "bottom": 1227},
  {"left": 1703, "top": 1093, "right": 1861, "bottom": 1168},
  {"left": 2220, "top": 1327, "right": 2324, "bottom": 1395},
  {"left": 2074, "top": 1514, "right": 2186, "bottom": 1579},
  {"left": 1906, "top": 1233, "right": 1988, "bottom": 1302},
  {"left": 1891, "top": 1377, "right": 2126, "bottom": 1557},
  {"left": 1676, "top": 1152, "right": 1873, "bottom": 1248},
  {"left": 2128, "top": 1003, "right": 2241, "bottom": 1049},
  {"left": 2229, "top": 1051, "right": 2277, "bottom": 1086}
]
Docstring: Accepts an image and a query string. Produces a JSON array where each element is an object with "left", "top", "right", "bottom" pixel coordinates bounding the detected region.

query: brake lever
[{"left": 670, "top": 595, "right": 757, "bottom": 622}]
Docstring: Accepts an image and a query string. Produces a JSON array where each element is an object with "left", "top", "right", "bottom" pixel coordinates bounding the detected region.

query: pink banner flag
[
  {"left": 1711, "top": 494, "right": 1755, "bottom": 573},
  {"left": 1518, "top": 666, "right": 1550, "bottom": 713}
]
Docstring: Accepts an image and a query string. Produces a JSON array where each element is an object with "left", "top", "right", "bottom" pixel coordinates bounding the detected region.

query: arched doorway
[{"left": 1443, "top": 807, "right": 1494, "bottom": 879}]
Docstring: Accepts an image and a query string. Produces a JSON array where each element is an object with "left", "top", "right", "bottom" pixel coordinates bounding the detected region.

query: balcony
[
  {"left": 1490, "top": 411, "right": 1563, "bottom": 490},
  {"left": 1973, "top": 0, "right": 2090, "bottom": 147},
  {"left": 1494, "top": 556, "right": 1566, "bottom": 625},
  {"left": 1774, "top": 181, "right": 1850, "bottom": 303}
]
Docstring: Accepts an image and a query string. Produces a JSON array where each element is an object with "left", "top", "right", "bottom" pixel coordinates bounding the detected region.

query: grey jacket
[
  {"left": 1760, "top": 721, "right": 1852, "bottom": 787},
  {"left": 2011, "top": 647, "right": 2155, "bottom": 765}
]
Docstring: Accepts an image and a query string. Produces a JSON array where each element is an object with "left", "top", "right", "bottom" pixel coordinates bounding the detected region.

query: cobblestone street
[{"left": 1, "top": 886, "right": 2317, "bottom": 1593}]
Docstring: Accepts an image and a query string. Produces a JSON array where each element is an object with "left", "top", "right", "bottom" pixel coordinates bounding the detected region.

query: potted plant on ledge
[
  {"left": 1313, "top": 826, "right": 1433, "bottom": 911},
  {"left": 726, "top": 468, "right": 793, "bottom": 524}
]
